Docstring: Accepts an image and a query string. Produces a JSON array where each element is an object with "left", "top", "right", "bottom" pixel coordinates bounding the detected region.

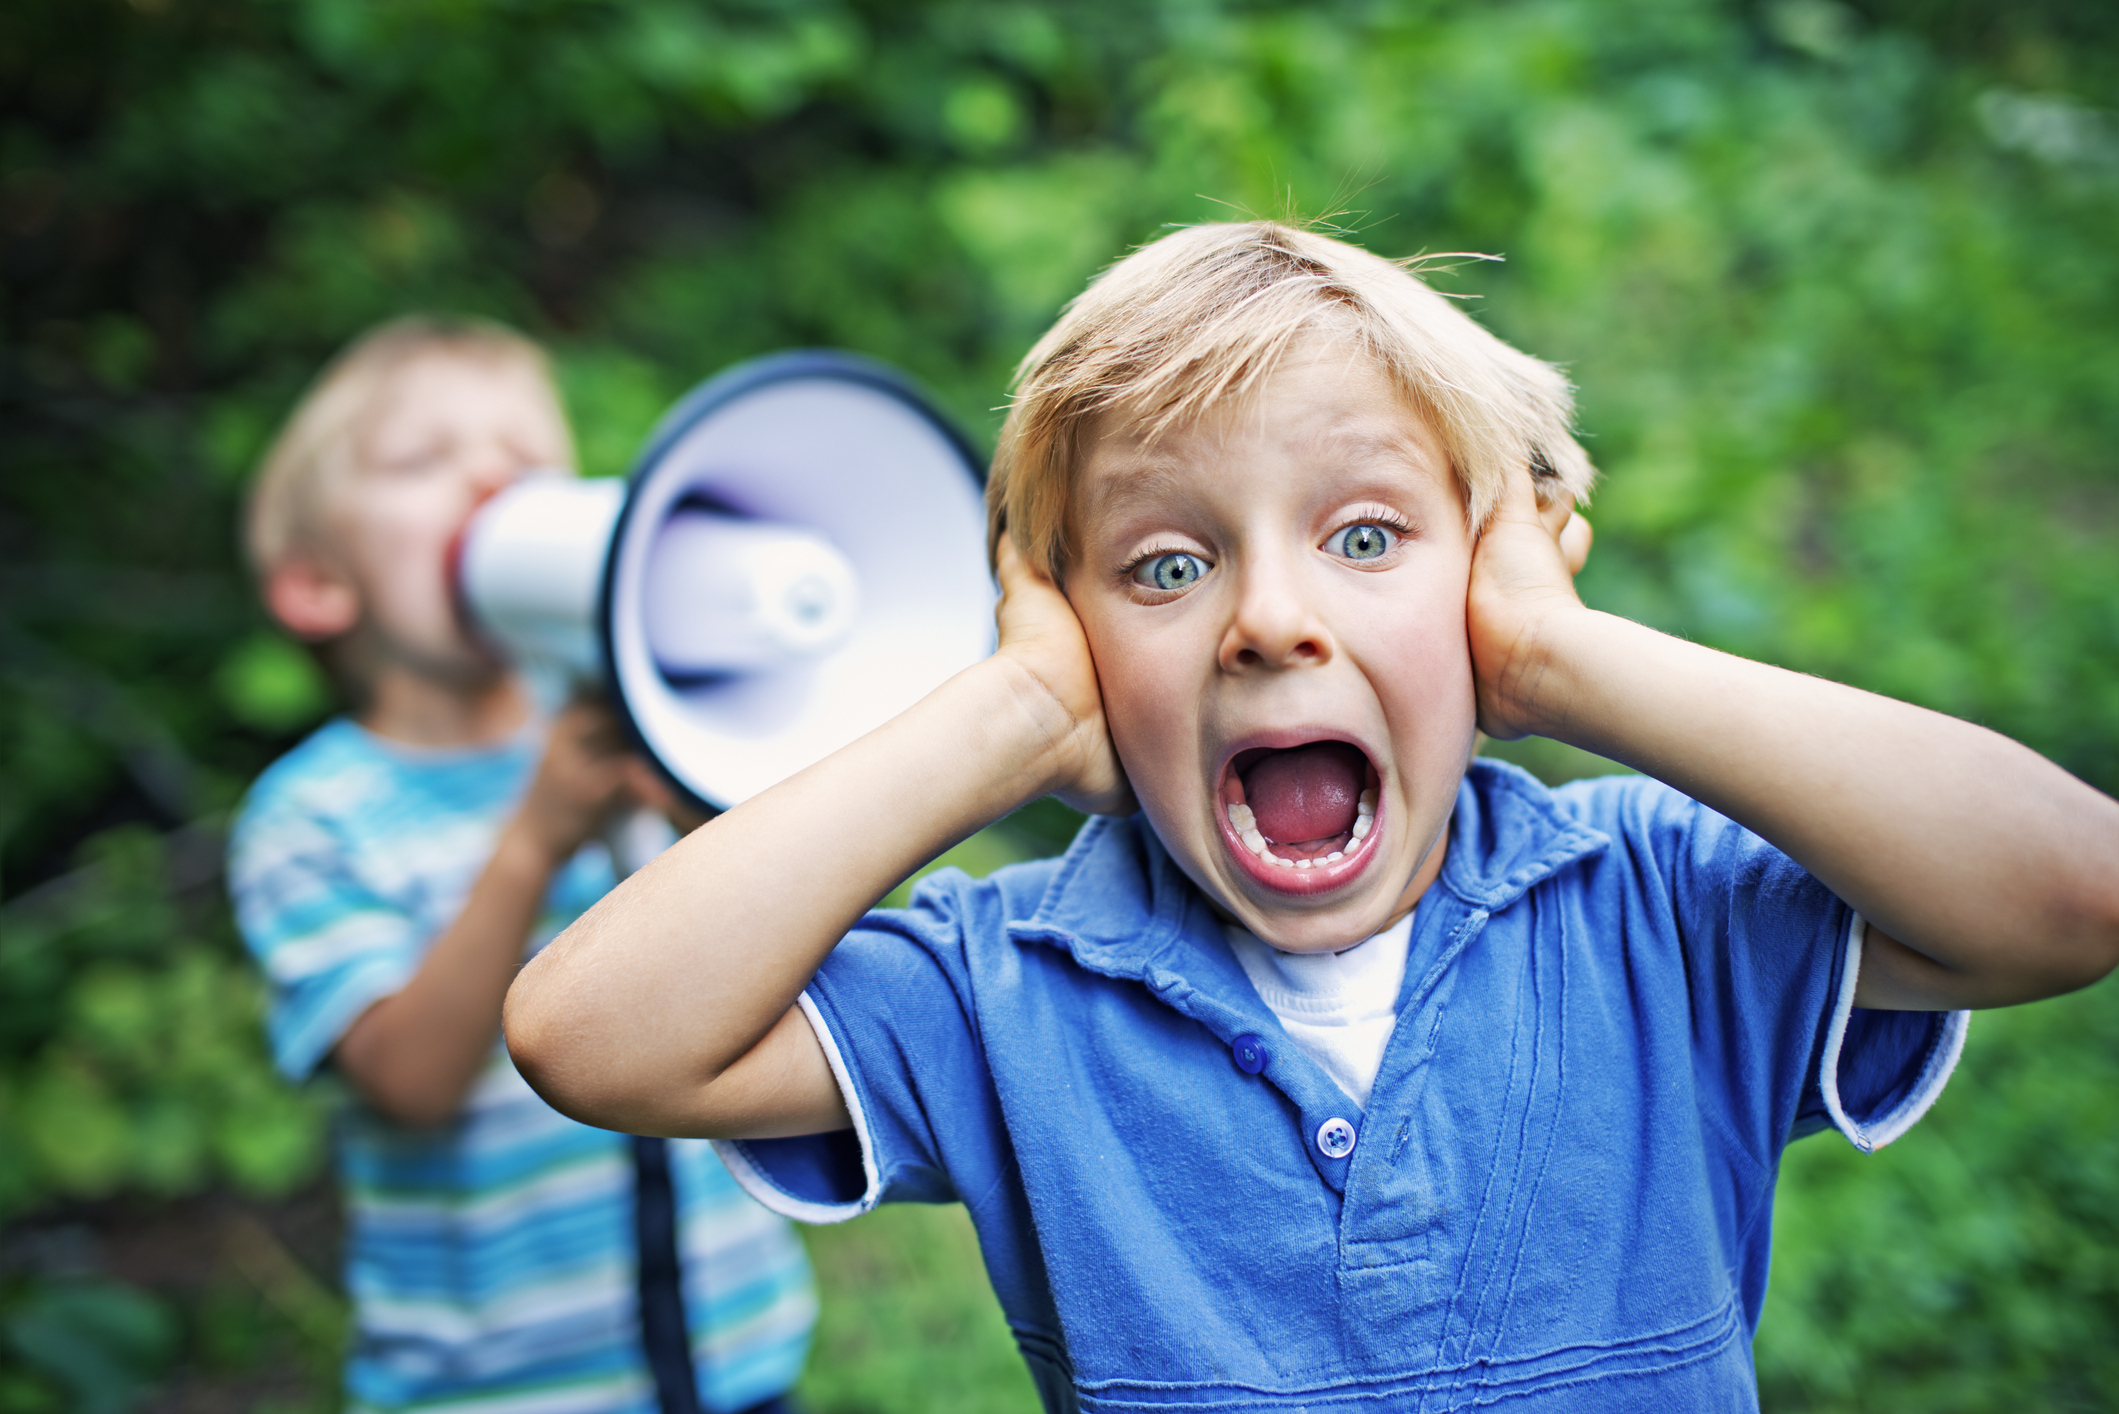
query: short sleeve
[
  {"left": 1806, "top": 917, "right": 1970, "bottom": 1152},
  {"left": 228, "top": 795, "right": 420, "bottom": 1082},
  {"left": 1562, "top": 776, "right": 1967, "bottom": 1160},
  {"left": 715, "top": 871, "right": 1014, "bottom": 1224}
]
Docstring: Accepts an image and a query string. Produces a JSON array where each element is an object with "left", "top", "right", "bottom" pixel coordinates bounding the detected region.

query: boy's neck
[{"left": 359, "top": 665, "right": 534, "bottom": 749}]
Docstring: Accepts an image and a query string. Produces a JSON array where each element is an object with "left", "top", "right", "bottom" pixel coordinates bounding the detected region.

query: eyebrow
[
  {"left": 1297, "top": 422, "right": 1440, "bottom": 471},
  {"left": 1078, "top": 459, "right": 1197, "bottom": 523},
  {"left": 1075, "top": 402, "right": 1454, "bottom": 552},
  {"left": 1089, "top": 420, "right": 1436, "bottom": 506}
]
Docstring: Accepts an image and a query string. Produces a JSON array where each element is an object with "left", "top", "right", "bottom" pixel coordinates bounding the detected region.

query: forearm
[
  {"left": 505, "top": 655, "right": 1073, "bottom": 1131},
  {"left": 335, "top": 826, "right": 555, "bottom": 1125},
  {"left": 1517, "top": 609, "right": 2119, "bottom": 1007}
]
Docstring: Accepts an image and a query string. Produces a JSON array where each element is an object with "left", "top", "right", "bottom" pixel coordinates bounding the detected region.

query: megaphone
[{"left": 456, "top": 350, "right": 994, "bottom": 824}]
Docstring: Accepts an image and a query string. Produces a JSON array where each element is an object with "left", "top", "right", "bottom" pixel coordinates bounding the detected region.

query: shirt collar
[
  {"left": 1009, "top": 758, "right": 1612, "bottom": 978},
  {"left": 1435, "top": 757, "right": 1614, "bottom": 911}
]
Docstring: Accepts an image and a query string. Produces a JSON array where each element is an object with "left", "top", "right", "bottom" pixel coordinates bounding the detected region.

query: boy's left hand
[{"left": 1467, "top": 465, "right": 1593, "bottom": 742}]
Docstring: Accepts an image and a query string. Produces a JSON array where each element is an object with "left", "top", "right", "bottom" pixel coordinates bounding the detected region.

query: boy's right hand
[
  {"left": 509, "top": 700, "right": 637, "bottom": 867},
  {"left": 994, "top": 536, "right": 1136, "bottom": 816}
]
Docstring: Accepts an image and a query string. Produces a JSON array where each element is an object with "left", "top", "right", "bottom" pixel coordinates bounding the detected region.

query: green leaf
[
  {"left": 1, "top": 1279, "right": 177, "bottom": 1414},
  {"left": 215, "top": 635, "right": 331, "bottom": 734}
]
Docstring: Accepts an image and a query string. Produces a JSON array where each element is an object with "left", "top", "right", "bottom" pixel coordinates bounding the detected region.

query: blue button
[
  {"left": 1315, "top": 1117, "right": 1357, "bottom": 1159},
  {"left": 1231, "top": 1033, "right": 1268, "bottom": 1075}
]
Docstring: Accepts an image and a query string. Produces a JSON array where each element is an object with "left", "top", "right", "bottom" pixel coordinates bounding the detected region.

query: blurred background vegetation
[{"left": 2, "top": 0, "right": 2115, "bottom": 1408}]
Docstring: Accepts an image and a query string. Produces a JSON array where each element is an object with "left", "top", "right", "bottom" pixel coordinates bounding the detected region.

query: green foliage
[
  {"left": 0, "top": 828, "right": 326, "bottom": 1217},
  {"left": 799, "top": 1204, "right": 1041, "bottom": 1414},
  {"left": 0, "top": 1278, "right": 177, "bottom": 1414},
  {"left": 216, "top": 635, "right": 332, "bottom": 736},
  {"left": 1759, "top": 982, "right": 2119, "bottom": 1412},
  {"left": 1, "top": 0, "right": 2114, "bottom": 1407}
]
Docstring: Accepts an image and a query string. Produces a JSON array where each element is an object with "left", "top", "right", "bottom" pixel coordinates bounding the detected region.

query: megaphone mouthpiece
[
  {"left": 458, "top": 475, "right": 623, "bottom": 678},
  {"left": 643, "top": 511, "right": 860, "bottom": 675}
]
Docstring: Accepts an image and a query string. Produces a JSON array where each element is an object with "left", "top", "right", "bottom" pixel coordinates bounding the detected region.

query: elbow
[
  {"left": 501, "top": 971, "right": 636, "bottom": 1130},
  {"left": 502, "top": 973, "right": 578, "bottom": 1117},
  {"left": 2075, "top": 811, "right": 2119, "bottom": 985},
  {"left": 2071, "top": 904, "right": 2119, "bottom": 995},
  {"left": 1999, "top": 823, "right": 2119, "bottom": 1003},
  {"left": 2020, "top": 878, "right": 2119, "bottom": 1003},
  {"left": 372, "top": 1087, "right": 465, "bottom": 1131},
  {"left": 2062, "top": 856, "right": 2119, "bottom": 991},
  {"left": 344, "top": 1057, "right": 472, "bottom": 1129}
]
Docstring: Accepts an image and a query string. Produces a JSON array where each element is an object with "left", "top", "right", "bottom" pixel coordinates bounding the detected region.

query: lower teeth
[{"left": 1225, "top": 792, "right": 1377, "bottom": 868}]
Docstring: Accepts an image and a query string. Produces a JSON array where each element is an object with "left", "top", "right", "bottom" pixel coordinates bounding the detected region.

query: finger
[
  {"left": 995, "top": 532, "right": 1056, "bottom": 596},
  {"left": 567, "top": 702, "right": 631, "bottom": 757},
  {"left": 554, "top": 700, "right": 619, "bottom": 752},
  {"left": 1560, "top": 512, "right": 1593, "bottom": 575},
  {"left": 622, "top": 757, "right": 671, "bottom": 810},
  {"left": 1536, "top": 483, "right": 1573, "bottom": 540},
  {"left": 1493, "top": 455, "right": 1543, "bottom": 525}
]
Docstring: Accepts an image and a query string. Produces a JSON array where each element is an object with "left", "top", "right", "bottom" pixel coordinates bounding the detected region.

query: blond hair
[
  {"left": 988, "top": 222, "right": 1596, "bottom": 577},
  {"left": 245, "top": 315, "right": 561, "bottom": 573}
]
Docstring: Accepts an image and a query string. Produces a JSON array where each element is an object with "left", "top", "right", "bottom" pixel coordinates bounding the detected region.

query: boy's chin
[
  {"left": 1214, "top": 886, "right": 1402, "bottom": 954},
  {"left": 1179, "top": 839, "right": 1411, "bottom": 952}
]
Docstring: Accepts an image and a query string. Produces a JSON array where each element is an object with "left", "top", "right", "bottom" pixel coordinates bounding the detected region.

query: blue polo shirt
[{"left": 717, "top": 761, "right": 1966, "bottom": 1413}]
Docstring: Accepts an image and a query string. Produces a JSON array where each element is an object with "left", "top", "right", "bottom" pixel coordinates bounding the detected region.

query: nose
[{"left": 1217, "top": 551, "right": 1334, "bottom": 674}]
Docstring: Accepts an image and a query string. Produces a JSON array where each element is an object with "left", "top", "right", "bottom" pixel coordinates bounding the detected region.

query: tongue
[{"left": 1243, "top": 742, "right": 1366, "bottom": 845}]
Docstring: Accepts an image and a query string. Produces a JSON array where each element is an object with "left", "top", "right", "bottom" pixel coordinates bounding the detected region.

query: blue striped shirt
[{"left": 230, "top": 718, "right": 815, "bottom": 1414}]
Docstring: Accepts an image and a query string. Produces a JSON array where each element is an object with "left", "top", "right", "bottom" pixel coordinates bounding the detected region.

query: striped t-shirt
[{"left": 229, "top": 718, "right": 815, "bottom": 1414}]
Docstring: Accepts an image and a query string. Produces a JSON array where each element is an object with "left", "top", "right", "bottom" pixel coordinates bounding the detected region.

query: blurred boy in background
[{"left": 227, "top": 317, "right": 815, "bottom": 1414}]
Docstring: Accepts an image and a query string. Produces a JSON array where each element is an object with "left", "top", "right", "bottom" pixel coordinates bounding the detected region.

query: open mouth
[{"left": 1218, "top": 739, "right": 1381, "bottom": 894}]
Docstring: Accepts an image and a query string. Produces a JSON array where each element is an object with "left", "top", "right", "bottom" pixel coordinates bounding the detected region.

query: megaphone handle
[{"left": 604, "top": 807, "right": 679, "bottom": 882}]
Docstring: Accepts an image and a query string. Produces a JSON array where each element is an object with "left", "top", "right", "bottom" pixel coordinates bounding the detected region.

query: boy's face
[
  {"left": 328, "top": 351, "right": 571, "bottom": 682},
  {"left": 1067, "top": 343, "right": 1477, "bottom": 953}
]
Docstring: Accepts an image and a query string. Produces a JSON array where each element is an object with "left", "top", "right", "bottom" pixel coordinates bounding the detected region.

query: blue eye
[
  {"left": 1133, "top": 552, "right": 1209, "bottom": 592},
  {"left": 1328, "top": 523, "right": 1397, "bottom": 561}
]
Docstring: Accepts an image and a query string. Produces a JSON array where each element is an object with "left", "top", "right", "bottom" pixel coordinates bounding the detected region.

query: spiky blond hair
[
  {"left": 988, "top": 221, "right": 1595, "bottom": 577},
  {"left": 245, "top": 315, "right": 563, "bottom": 574}
]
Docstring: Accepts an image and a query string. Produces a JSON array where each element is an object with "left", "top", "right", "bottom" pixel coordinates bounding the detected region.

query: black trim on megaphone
[{"left": 599, "top": 348, "right": 990, "bottom": 822}]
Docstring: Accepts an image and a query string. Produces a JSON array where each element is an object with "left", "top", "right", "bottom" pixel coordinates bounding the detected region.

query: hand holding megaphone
[{"left": 454, "top": 351, "right": 994, "bottom": 867}]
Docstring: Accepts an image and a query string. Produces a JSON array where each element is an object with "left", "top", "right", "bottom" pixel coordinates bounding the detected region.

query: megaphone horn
[{"left": 458, "top": 350, "right": 995, "bottom": 821}]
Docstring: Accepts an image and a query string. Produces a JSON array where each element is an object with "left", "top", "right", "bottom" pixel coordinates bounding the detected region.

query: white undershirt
[{"left": 1222, "top": 912, "right": 1415, "bottom": 1109}]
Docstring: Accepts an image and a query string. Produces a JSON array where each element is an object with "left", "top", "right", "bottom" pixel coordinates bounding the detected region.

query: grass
[
  {"left": 803, "top": 823, "right": 1049, "bottom": 1414},
  {"left": 796, "top": 1203, "right": 1041, "bottom": 1414}
]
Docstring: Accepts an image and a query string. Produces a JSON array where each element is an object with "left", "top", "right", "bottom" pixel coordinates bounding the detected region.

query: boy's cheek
[
  {"left": 1085, "top": 647, "right": 1214, "bottom": 835},
  {"left": 1096, "top": 666, "right": 1201, "bottom": 804}
]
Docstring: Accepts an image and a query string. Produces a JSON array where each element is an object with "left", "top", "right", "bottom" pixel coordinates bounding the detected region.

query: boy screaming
[
  {"left": 228, "top": 317, "right": 815, "bottom": 1414},
  {"left": 504, "top": 225, "right": 2119, "bottom": 1412}
]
